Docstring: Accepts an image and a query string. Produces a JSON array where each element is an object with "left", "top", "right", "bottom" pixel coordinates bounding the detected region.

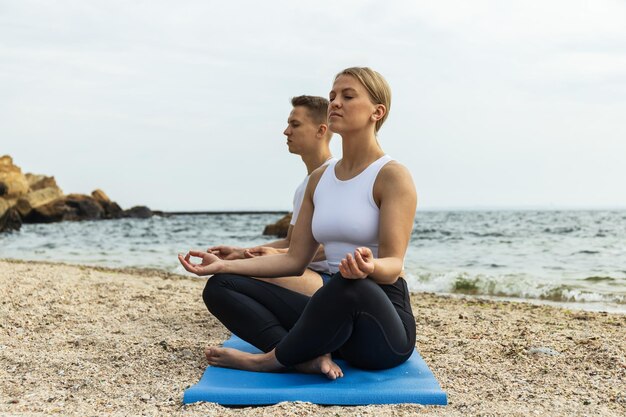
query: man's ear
[{"left": 317, "top": 124, "right": 328, "bottom": 138}]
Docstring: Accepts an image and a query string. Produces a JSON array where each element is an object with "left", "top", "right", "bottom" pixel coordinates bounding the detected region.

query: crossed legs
[{"left": 202, "top": 273, "right": 415, "bottom": 379}]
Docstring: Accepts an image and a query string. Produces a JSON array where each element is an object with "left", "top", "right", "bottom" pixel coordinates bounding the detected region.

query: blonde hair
[{"left": 335, "top": 67, "right": 391, "bottom": 132}]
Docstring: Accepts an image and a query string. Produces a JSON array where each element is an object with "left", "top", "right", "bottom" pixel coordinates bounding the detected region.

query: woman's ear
[{"left": 372, "top": 104, "right": 386, "bottom": 121}]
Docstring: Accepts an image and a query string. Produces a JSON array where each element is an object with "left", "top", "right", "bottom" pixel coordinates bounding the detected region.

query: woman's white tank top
[{"left": 312, "top": 155, "right": 393, "bottom": 274}]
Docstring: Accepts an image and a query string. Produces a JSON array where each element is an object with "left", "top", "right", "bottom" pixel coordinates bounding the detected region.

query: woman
[{"left": 179, "top": 67, "right": 417, "bottom": 380}]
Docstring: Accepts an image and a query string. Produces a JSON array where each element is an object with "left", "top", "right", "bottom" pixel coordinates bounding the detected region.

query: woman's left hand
[{"left": 339, "top": 247, "right": 375, "bottom": 279}]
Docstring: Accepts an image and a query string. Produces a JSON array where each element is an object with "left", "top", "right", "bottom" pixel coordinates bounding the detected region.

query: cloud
[{"left": 1, "top": 0, "right": 625, "bottom": 210}]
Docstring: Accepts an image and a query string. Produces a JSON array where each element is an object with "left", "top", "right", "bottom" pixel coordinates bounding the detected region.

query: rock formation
[
  {"left": 91, "top": 189, "right": 123, "bottom": 219},
  {"left": 0, "top": 199, "right": 21, "bottom": 232},
  {"left": 262, "top": 213, "right": 292, "bottom": 238},
  {"left": 0, "top": 155, "right": 155, "bottom": 233},
  {"left": 0, "top": 155, "right": 29, "bottom": 199},
  {"left": 15, "top": 187, "right": 64, "bottom": 218}
]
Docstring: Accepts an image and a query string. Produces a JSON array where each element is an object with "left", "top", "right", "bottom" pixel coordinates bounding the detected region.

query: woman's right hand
[
  {"left": 178, "top": 250, "right": 225, "bottom": 276},
  {"left": 338, "top": 247, "right": 375, "bottom": 279}
]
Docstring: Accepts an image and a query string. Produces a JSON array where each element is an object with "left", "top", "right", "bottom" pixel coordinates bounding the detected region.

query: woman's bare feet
[
  {"left": 295, "top": 353, "right": 344, "bottom": 380},
  {"left": 204, "top": 347, "right": 283, "bottom": 372},
  {"left": 205, "top": 346, "right": 343, "bottom": 380}
]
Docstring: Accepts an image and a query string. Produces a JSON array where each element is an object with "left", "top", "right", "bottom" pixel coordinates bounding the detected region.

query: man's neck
[{"left": 301, "top": 150, "right": 333, "bottom": 175}]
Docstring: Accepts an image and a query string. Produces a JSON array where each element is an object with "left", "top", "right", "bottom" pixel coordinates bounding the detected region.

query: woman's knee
[
  {"left": 320, "top": 273, "right": 381, "bottom": 304},
  {"left": 202, "top": 273, "right": 235, "bottom": 311}
]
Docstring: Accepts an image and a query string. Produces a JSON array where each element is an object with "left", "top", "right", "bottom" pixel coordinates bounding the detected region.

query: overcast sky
[{"left": 2, "top": 0, "right": 625, "bottom": 211}]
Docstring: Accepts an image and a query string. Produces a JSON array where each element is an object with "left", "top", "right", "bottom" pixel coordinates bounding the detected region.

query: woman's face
[{"left": 328, "top": 75, "right": 379, "bottom": 134}]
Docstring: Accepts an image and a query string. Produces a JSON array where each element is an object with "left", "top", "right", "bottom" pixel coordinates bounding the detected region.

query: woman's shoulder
[
  {"left": 374, "top": 160, "right": 417, "bottom": 203},
  {"left": 305, "top": 162, "right": 333, "bottom": 196},
  {"left": 310, "top": 161, "right": 332, "bottom": 181},
  {"left": 378, "top": 159, "right": 414, "bottom": 183}
]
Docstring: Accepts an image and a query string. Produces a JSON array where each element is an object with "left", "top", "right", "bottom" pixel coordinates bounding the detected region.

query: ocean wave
[
  {"left": 468, "top": 232, "right": 506, "bottom": 238},
  {"left": 543, "top": 226, "right": 580, "bottom": 235},
  {"left": 405, "top": 271, "right": 626, "bottom": 306},
  {"left": 582, "top": 276, "right": 616, "bottom": 282}
]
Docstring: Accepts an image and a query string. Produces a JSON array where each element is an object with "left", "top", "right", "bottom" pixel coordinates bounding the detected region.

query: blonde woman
[{"left": 180, "top": 67, "right": 417, "bottom": 380}]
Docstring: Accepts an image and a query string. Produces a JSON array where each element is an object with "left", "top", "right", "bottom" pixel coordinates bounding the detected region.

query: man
[{"left": 208, "top": 95, "right": 335, "bottom": 296}]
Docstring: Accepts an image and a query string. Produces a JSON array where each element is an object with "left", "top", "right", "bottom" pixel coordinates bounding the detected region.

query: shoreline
[
  {"left": 1, "top": 259, "right": 625, "bottom": 416},
  {"left": 2, "top": 257, "right": 624, "bottom": 315}
]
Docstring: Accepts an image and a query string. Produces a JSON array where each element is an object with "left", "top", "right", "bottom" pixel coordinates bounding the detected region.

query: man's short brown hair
[{"left": 291, "top": 95, "right": 329, "bottom": 125}]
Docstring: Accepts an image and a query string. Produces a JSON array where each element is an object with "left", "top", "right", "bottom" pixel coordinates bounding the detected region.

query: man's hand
[
  {"left": 244, "top": 246, "right": 286, "bottom": 258},
  {"left": 207, "top": 245, "right": 246, "bottom": 260}
]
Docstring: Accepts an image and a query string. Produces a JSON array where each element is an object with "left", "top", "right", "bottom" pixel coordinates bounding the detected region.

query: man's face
[{"left": 283, "top": 106, "right": 319, "bottom": 155}]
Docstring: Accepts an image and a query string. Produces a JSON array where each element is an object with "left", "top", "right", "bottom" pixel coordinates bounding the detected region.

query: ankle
[{"left": 256, "top": 350, "right": 283, "bottom": 372}]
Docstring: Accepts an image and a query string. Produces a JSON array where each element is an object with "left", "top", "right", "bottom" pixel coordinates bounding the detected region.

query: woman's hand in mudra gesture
[
  {"left": 178, "top": 250, "right": 224, "bottom": 276},
  {"left": 339, "top": 247, "right": 375, "bottom": 279}
]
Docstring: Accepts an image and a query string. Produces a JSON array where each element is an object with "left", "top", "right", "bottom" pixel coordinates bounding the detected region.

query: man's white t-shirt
[{"left": 290, "top": 158, "right": 336, "bottom": 273}]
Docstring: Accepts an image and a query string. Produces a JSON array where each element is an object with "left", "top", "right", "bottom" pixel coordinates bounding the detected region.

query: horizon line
[{"left": 162, "top": 206, "right": 626, "bottom": 215}]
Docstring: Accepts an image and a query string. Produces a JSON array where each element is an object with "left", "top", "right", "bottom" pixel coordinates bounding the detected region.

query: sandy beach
[{"left": 1, "top": 259, "right": 624, "bottom": 416}]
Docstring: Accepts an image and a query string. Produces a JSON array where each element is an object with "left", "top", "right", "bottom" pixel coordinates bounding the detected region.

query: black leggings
[{"left": 203, "top": 273, "right": 416, "bottom": 370}]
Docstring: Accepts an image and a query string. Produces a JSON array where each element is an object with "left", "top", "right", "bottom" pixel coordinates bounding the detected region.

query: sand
[{"left": 1, "top": 259, "right": 624, "bottom": 416}]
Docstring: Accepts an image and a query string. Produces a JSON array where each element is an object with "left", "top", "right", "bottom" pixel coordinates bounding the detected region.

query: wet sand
[{"left": 1, "top": 259, "right": 624, "bottom": 416}]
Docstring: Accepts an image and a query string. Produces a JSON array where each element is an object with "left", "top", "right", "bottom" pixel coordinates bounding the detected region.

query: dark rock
[
  {"left": 102, "top": 201, "right": 124, "bottom": 219},
  {"left": 25, "top": 195, "right": 105, "bottom": 223},
  {"left": 122, "top": 206, "right": 153, "bottom": 219},
  {"left": 0, "top": 182, "right": 7, "bottom": 197},
  {"left": 90, "top": 189, "right": 124, "bottom": 219},
  {"left": 64, "top": 194, "right": 105, "bottom": 221},
  {"left": 0, "top": 206, "right": 22, "bottom": 233},
  {"left": 26, "top": 199, "right": 72, "bottom": 223},
  {"left": 263, "top": 213, "right": 292, "bottom": 237}
]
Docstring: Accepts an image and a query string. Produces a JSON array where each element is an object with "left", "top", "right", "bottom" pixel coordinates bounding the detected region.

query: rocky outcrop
[
  {"left": 15, "top": 187, "right": 64, "bottom": 218},
  {"left": 263, "top": 213, "right": 292, "bottom": 238},
  {"left": 0, "top": 206, "right": 21, "bottom": 232},
  {"left": 0, "top": 199, "right": 21, "bottom": 232},
  {"left": 25, "top": 194, "right": 106, "bottom": 223},
  {"left": 91, "top": 189, "right": 123, "bottom": 219},
  {"left": 25, "top": 173, "right": 60, "bottom": 192},
  {"left": 0, "top": 155, "right": 156, "bottom": 233},
  {"left": 122, "top": 206, "right": 153, "bottom": 219},
  {"left": 0, "top": 156, "right": 29, "bottom": 199}
]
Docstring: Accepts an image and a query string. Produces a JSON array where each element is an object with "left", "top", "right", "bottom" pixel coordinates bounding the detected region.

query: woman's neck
[{"left": 339, "top": 131, "right": 385, "bottom": 172}]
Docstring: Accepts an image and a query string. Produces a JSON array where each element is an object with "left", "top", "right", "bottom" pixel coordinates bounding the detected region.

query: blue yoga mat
[{"left": 183, "top": 335, "right": 447, "bottom": 406}]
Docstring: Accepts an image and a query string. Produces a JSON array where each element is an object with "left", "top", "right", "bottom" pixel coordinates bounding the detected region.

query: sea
[{"left": 1, "top": 210, "right": 625, "bottom": 313}]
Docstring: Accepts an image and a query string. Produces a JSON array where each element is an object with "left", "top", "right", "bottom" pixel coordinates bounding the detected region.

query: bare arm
[
  {"left": 207, "top": 225, "right": 292, "bottom": 260},
  {"left": 179, "top": 168, "right": 326, "bottom": 278}
]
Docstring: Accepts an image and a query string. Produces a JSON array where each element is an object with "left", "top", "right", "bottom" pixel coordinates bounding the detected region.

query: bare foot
[
  {"left": 295, "top": 354, "right": 344, "bottom": 380},
  {"left": 204, "top": 346, "right": 283, "bottom": 372}
]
